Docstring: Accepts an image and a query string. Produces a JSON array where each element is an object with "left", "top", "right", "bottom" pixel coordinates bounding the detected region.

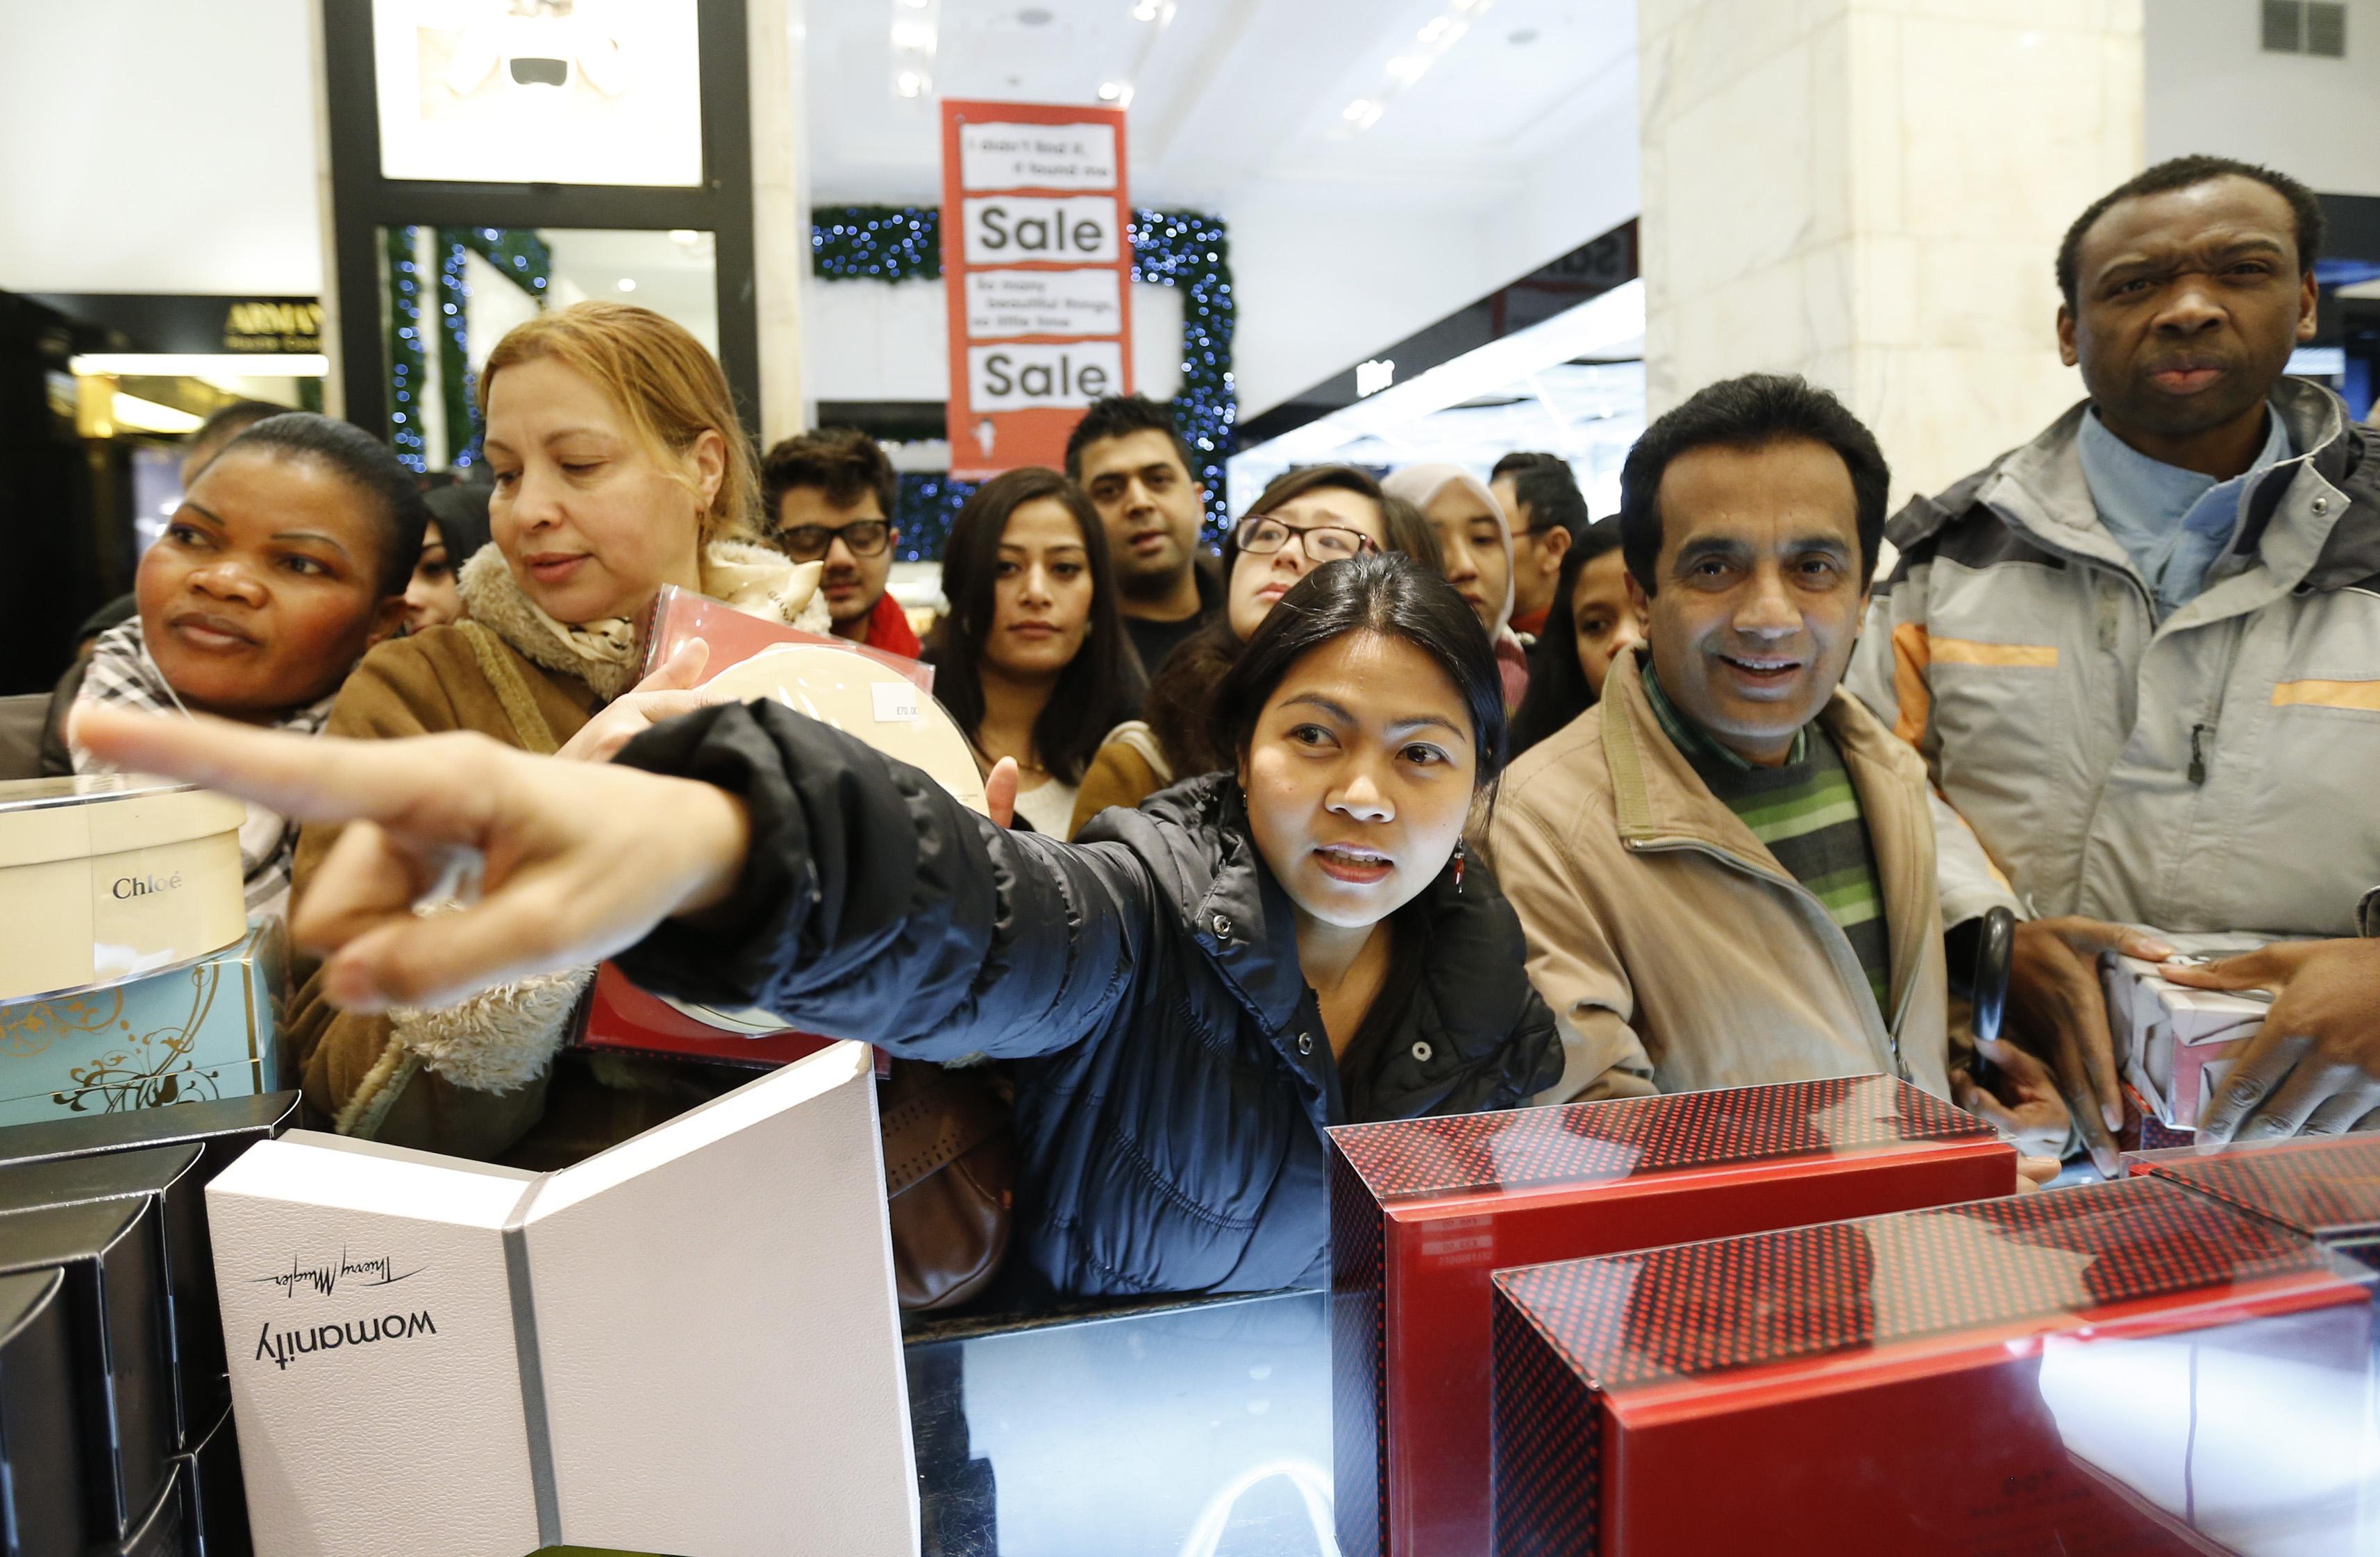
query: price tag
[{"left": 871, "top": 682, "right": 921, "bottom": 723}]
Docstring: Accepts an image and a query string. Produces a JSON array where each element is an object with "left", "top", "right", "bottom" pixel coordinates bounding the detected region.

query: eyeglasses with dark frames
[
  {"left": 776, "top": 519, "right": 893, "bottom": 562},
  {"left": 1232, "top": 514, "right": 1379, "bottom": 562}
]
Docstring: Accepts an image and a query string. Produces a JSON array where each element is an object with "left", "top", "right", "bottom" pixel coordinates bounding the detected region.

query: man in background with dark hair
[
  {"left": 1486, "top": 375, "right": 2065, "bottom": 1178},
  {"left": 760, "top": 428, "right": 921, "bottom": 659},
  {"left": 1065, "top": 394, "right": 1219, "bottom": 680},
  {"left": 181, "top": 399, "right": 290, "bottom": 486},
  {"left": 1848, "top": 155, "right": 2380, "bottom": 1167},
  {"left": 1490, "top": 455, "right": 1586, "bottom": 639}
]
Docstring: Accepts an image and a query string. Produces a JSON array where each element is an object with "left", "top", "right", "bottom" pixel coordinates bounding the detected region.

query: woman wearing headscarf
[{"left": 1383, "top": 464, "right": 1530, "bottom": 711}]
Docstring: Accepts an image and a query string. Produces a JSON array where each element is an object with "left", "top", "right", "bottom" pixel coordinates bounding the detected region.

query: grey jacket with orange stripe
[{"left": 1846, "top": 377, "right": 2380, "bottom": 940}]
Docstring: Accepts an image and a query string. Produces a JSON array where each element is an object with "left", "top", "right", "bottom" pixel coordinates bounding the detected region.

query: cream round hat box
[
  {"left": 701, "top": 643, "right": 989, "bottom": 814},
  {"left": 0, "top": 775, "right": 249, "bottom": 1002},
  {"left": 665, "top": 644, "right": 987, "bottom": 1034}
]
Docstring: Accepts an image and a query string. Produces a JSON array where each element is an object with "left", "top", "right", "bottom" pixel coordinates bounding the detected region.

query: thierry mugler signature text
[
  {"left": 251, "top": 1247, "right": 425, "bottom": 1299},
  {"left": 254, "top": 1310, "right": 437, "bottom": 1372}
]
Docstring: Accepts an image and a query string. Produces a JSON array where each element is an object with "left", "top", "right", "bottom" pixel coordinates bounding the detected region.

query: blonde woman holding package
[
  {"left": 286, "top": 302, "right": 831, "bottom": 1167},
  {"left": 1383, "top": 463, "right": 1532, "bottom": 712}
]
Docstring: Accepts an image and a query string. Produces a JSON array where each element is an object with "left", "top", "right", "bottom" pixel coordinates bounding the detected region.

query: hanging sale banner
[{"left": 941, "top": 99, "right": 1134, "bottom": 479}]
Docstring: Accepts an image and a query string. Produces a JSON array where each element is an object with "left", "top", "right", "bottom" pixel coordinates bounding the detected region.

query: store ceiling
[{"left": 806, "top": 0, "right": 1636, "bottom": 207}]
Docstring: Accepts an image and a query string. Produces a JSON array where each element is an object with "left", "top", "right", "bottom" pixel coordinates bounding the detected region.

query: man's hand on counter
[
  {"left": 2004, "top": 916, "right": 2177, "bottom": 1176},
  {"left": 70, "top": 702, "right": 753, "bottom": 1013},
  {"left": 2170, "top": 939, "right": 2380, "bottom": 1145}
]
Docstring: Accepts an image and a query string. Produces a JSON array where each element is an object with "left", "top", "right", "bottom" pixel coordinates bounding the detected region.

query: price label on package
[{"left": 871, "top": 682, "right": 921, "bottom": 724}]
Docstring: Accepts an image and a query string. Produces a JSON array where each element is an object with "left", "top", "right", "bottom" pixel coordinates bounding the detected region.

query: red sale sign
[{"left": 940, "top": 99, "right": 1134, "bottom": 480}]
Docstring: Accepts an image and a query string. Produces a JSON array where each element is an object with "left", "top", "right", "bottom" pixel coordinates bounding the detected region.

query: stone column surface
[
  {"left": 750, "top": 0, "right": 811, "bottom": 447},
  {"left": 1638, "top": 0, "right": 2143, "bottom": 502}
]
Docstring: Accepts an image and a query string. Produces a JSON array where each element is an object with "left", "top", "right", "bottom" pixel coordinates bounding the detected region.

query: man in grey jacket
[{"left": 1848, "top": 155, "right": 2380, "bottom": 1171}]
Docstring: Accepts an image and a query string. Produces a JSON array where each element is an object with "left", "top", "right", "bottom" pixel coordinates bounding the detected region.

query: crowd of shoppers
[{"left": 53, "top": 151, "right": 2380, "bottom": 1302}]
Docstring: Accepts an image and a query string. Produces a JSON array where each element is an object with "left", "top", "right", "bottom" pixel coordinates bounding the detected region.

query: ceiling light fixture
[
  {"left": 896, "top": 69, "right": 927, "bottom": 97},
  {"left": 70, "top": 353, "right": 330, "bottom": 378},
  {"left": 110, "top": 393, "right": 204, "bottom": 435},
  {"left": 890, "top": 18, "right": 935, "bottom": 51},
  {"left": 1341, "top": 0, "right": 1493, "bottom": 135},
  {"left": 617, "top": 278, "right": 637, "bottom": 293},
  {"left": 669, "top": 228, "right": 701, "bottom": 245},
  {"left": 1098, "top": 80, "right": 1123, "bottom": 100},
  {"left": 1131, "top": 0, "right": 1161, "bottom": 18}
]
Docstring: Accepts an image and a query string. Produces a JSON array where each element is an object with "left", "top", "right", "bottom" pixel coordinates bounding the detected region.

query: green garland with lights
[
  {"left": 813, "top": 203, "right": 1236, "bottom": 559},
  {"left": 383, "top": 227, "right": 550, "bottom": 471}
]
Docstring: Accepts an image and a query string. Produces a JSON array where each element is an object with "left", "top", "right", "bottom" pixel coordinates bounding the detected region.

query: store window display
[
  {"left": 74, "top": 553, "right": 1564, "bottom": 1299},
  {"left": 1066, "top": 463, "right": 1442, "bottom": 839},
  {"left": 278, "top": 300, "right": 830, "bottom": 1170},
  {"left": 63, "top": 414, "right": 426, "bottom": 921},
  {"left": 1846, "top": 155, "right": 2380, "bottom": 1165}
]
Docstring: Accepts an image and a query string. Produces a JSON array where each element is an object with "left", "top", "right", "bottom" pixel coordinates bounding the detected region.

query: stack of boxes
[
  {"left": 0, "top": 1093, "right": 301, "bottom": 1555},
  {"left": 1328, "top": 1075, "right": 2013, "bottom": 1557},
  {"left": 0, "top": 775, "right": 293, "bottom": 1555}
]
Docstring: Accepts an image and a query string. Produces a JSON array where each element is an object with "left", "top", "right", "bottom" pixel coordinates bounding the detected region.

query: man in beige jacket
[{"left": 1486, "top": 375, "right": 2070, "bottom": 1159}]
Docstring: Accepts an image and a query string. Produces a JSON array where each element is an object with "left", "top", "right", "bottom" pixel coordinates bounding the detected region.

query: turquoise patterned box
[{"left": 0, "top": 921, "right": 284, "bottom": 1127}]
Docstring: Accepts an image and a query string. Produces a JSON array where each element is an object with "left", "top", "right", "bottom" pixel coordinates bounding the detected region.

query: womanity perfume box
[{"left": 206, "top": 1041, "right": 917, "bottom": 1557}]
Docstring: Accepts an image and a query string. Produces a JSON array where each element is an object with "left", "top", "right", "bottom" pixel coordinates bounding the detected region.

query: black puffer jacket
[{"left": 615, "top": 701, "right": 1564, "bottom": 1297}]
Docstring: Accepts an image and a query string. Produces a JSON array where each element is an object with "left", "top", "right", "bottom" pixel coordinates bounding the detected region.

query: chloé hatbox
[
  {"left": 1490, "top": 1176, "right": 2379, "bottom": 1556},
  {"left": 0, "top": 776, "right": 248, "bottom": 1004},
  {"left": 207, "top": 1041, "right": 917, "bottom": 1557},
  {"left": 1327, "top": 1075, "right": 2013, "bottom": 1557},
  {"left": 0, "top": 920, "right": 284, "bottom": 1127},
  {"left": 2104, "top": 934, "right": 2277, "bottom": 1131}
]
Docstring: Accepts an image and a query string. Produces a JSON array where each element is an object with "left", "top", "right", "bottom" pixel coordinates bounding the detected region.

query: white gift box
[
  {"left": 0, "top": 777, "right": 247, "bottom": 1004},
  {"left": 206, "top": 1041, "right": 917, "bottom": 1557},
  {"left": 2106, "top": 939, "right": 2272, "bottom": 1131}
]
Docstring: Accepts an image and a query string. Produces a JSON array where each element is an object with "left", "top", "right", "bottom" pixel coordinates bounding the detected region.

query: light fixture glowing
[
  {"left": 896, "top": 69, "right": 927, "bottom": 97},
  {"left": 669, "top": 228, "right": 701, "bottom": 244},
  {"left": 1386, "top": 54, "right": 1432, "bottom": 83},
  {"left": 891, "top": 19, "right": 935, "bottom": 51},
  {"left": 617, "top": 278, "right": 637, "bottom": 292},
  {"left": 71, "top": 353, "right": 330, "bottom": 378},
  {"left": 1131, "top": 0, "right": 1161, "bottom": 17},
  {"left": 1418, "top": 15, "right": 1454, "bottom": 44},
  {"left": 1343, "top": 98, "right": 1376, "bottom": 121},
  {"left": 111, "top": 393, "right": 204, "bottom": 435},
  {"left": 1355, "top": 359, "right": 1396, "bottom": 398},
  {"left": 1098, "top": 80, "right": 1123, "bottom": 101}
]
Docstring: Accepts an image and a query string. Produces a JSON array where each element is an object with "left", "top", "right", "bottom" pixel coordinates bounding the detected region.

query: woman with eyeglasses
[
  {"left": 924, "top": 466, "right": 1145, "bottom": 836},
  {"left": 1065, "top": 463, "right": 1443, "bottom": 838}
]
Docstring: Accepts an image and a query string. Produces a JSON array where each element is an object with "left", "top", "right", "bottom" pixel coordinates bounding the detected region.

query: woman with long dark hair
[
  {"left": 85, "top": 553, "right": 1564, "bottom": 1297},
  {"left": 1064, "top": 463, "right": 1441, "bottom": 836},
  {"left": 1507, "top": 519, "right": 1643, "bottom": 759},
  {"left": 926, "top": 466, "right": 1143, "bottom": 834}
]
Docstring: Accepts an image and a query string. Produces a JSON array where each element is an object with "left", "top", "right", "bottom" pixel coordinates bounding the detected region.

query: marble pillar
[
  {"left": 1638, "top": 0, "right": 2143, "bottom": 501},
  {"left": 748, "top": 0, "right": 812, "bottom": 446}
]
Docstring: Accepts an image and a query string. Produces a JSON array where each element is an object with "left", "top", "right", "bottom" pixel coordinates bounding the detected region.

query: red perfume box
[
  {"left": 2131, "top": 1132, "right": 2380, "bottom": 1263},
  {"left": 1491, "top": 1176, "right": 2377, "bottom": 1557},
  {"left": 637, "top": 582, "right": 935, "bottom": 691},
  {"left": 1327, "top": 1075, "right": 2014, "bottom": 1557}
]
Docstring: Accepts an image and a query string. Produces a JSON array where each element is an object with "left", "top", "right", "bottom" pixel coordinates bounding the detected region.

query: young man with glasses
[{"left": 760, "top": 428, "right": 922, "bottom": 659}]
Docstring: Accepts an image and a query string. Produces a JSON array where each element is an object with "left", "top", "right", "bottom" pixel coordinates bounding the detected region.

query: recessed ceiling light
[
  {"left": 1343, "top": 99, "right": 1374, "bottom": 121},
  {"left": 1018, "top": 6, "right": 1052, "bottom": 24},
  {"left": 896, "top": 69, "right": 927, "bottom": 96},
  {"left": 1508, "top": 27, "right": 1539, "bottom": 44},
  {"left": 891, "top": 19, "right": 935, "bottom": 51},
  {"left": 617, "top": 278, "right": 637, "bottom": 293},
  {"left": 1097, "top": 80, "right": 1123, "bottom": 101},
  {"left": 1131, "top": 0, "right": 1161, "bottom": 18}
]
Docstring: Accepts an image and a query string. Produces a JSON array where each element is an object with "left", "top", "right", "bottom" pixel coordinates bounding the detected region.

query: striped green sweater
[{"left": 1642, "top": 667, "right": 1893, "bottom": 1016}]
